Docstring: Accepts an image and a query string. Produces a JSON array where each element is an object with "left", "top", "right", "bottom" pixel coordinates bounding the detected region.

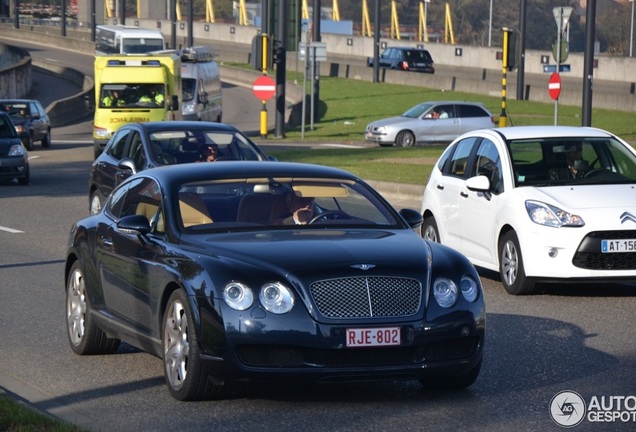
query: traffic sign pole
[
  {"left": 548, "top": 72, "right": 562, "bottom": 99},
  {"left": 253, "top": 75, "right": 276, "bottom": 139},
  {"left": 552, "top": 6, "right": 572, "bottom": 126},
  {"left": 260, "top": 102, "right": 268, "bottom": 139},
  {"left": 548, "top": 72, "right": 562, "bottom": 125},
  {"left": 261, "top": 35, "right": 268, "bottom": 139},
  {"left": 555, "top": 9, "right": 562, "bottom": 126}
]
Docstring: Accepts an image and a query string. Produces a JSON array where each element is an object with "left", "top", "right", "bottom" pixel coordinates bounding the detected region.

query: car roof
[
  {"left": 388, "top": 47, "right": 429, "bottom": 51},
  {"left": 135, "top": 161, "right": 360, "bottom": 187},
  {"left": 490, "top": 126, "right": 615, "bottom": 140},
  {"left": 130, "top": 121, "right": 240, "bottom": 133},
  {"left": 0, "top": 99, "right": 38, "bottom": 103},
  {"left": 418, "top": 100, "right": 486, "bottom": 106}
]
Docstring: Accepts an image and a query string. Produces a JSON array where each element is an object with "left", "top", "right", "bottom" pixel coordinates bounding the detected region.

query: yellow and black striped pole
[{"left": 499, "top": 28, "right": 511, "bottom": 127}]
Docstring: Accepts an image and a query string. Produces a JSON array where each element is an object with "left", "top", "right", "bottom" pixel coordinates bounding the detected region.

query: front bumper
[
  {"left": 404, "top": 66, "right": 435, "bottom": 74},
  {"left": 198, "top": 301, "right": 485, "bottom": 384},
  {"left": 518, "top": 224, "right": 636, "bottom": 281},
  {"left": 364, "top": 131, "right": 395, "bottom": 145},
  {"left": 0, "top": 156, "right": 28, "bottom": 179}
]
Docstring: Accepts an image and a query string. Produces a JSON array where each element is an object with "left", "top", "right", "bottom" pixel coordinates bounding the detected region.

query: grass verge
[
  {"left": 259, "top": 74, "right": 636, "bottom": 184},
  {"left": 0, "top": 395, "right": 85, "bottom": 432}
]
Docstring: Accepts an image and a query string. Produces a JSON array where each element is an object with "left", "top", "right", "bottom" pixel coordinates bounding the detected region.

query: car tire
[
  {"left": 89, "top": 190, "right": 104, "bottom": 215},
  {"left": 66, "top": 261, "right": 121, "bottom": 355},
  {"left": 41, "top": 129, "right": 51, "bottom": 148},
  {"left": 420, "top": 359, "right": 482, "bottom": 390},
  {"left": 421, "top": 215, "right": 440, "bottom": 243},
  {"left": 23, "top": 135, "right": 33, "bottom": 151},
  {"left": 395, "top": 131, "right": 415, "bottom": 147},
  {"left": 163, "top": 289, "right": 224, "bottom": 401},
  {"left": 498, "top": 231, "right": 536, "bottom": 295},
  {"left": 17, "top": 165, "right": 29, "bottom": 186}
]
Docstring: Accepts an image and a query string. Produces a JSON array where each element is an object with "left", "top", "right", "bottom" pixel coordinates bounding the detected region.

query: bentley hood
[{"left": 188, "top": 229, "right": 431, "bottom": 278}]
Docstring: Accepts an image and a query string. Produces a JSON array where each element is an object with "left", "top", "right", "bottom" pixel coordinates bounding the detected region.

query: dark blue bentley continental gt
[{"left": 65, "top": 161, "right": 485, "bottom": 400}]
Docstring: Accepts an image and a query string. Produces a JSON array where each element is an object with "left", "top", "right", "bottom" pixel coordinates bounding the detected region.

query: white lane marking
[{"left": 0, "top": 225, "right": 24, "bottom": 234}]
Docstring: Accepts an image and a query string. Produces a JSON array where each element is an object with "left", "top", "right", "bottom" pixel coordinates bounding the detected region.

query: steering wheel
[
  {"left": 308, "top": 211, "right": 351, "bottom": 225},
  {"left": 584, "top": 168, "right": 606, "bottom": 178}
]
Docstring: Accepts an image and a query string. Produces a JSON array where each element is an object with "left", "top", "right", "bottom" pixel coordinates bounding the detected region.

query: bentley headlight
[
  {"left": 433, "top": 278, "right": 458, "bottom": 308},
  {"left": 525, "top": 200, "right": 584, "bottom": 227},
  {"left": 223, "top": 282, "right": 253, "bottom": 311},
  {"left": 259, "top": 282, "right": 294, "bottom": 314},
  {"left": 460, "top": 276, "right": 479, "bottom": 303}
]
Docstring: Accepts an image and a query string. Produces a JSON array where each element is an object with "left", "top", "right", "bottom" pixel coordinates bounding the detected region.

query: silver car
[{"left": 364, "top": 101, "right": 495, "bottom": 147}]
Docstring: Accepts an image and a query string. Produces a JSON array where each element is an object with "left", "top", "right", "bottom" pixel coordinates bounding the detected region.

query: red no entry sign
[
  {"left": 252, "top": 75, "right": 276, "bottom": 101},
  {"left": 548, "top": 72, "right": 561, "bottom": 100}
]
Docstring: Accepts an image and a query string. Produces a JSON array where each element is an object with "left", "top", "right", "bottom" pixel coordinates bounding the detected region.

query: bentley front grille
[{"left": 309, "top": 276, "right": 421, "bottom": 319}]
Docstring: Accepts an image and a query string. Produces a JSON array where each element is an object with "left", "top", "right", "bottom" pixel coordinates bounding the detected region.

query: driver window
[
  {"left": 119, "top": 177, "right": 163, "bottom": 233},
  {"left": 472, "top": 139, "right": 503, "bottom": 194},
  {"left": 108, "top": 129, "right": 131, "bottom": 160},
  {"left": 447, "top": 138, "right": 477, "bottom": 178},
  {"left": 437, "top": 105, "right": 453, "bottom": 119},
  {"left": 128, "top": 132, "right": 146, "bottom": 171}
]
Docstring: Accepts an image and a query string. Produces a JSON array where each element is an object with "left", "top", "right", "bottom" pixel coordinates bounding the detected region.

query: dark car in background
[
  {"left": 88, "top": 121, "right": 274, "bottom": 214},
  {"left": 0, "top": 99, "right": 51, "bottom": 150},
  {"left": 368, "top": 47, "right": 435, "bottom": 74},
  {"left": 0, "top": 111, "right": 29, "bottom": 185},
  {"left": 66, "top": 161, "right": 485, "bottom": 400}
]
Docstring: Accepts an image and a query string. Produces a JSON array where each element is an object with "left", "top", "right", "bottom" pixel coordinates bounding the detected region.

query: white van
[
  {"left": 95, "top": 25, "right": 165, "bottom": 55},
  {"left": 180, "top": 47, "right": 222, "bottom": 122}
]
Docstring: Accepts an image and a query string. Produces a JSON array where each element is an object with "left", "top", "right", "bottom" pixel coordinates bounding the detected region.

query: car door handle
[
  {"left": 100, "top": 237, "right": 113, "bottom": 247},
  {"left": 460, "top": 191, "right": 469, "bottom": 198},
  {"left": 436, "top": 184, "right": 444, "bottom": 190}
]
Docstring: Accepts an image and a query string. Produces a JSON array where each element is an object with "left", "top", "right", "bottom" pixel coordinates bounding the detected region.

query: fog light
[
  {"left": 460, "top": 326, "right": 470, "bottom": 337},
  {"left": 548, "top": 248, "right": 558, "bottom": 258}
]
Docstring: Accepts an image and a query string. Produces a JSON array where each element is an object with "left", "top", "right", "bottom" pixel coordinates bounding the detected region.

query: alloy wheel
[
  {"left": 501, "top": 239, "right": 519, "bottom": 287},
  {"left": 164, "top": 299, "right": 189, "bottom": 390},
  {"left": 67, "top": 267, "right": 86, "bottom": 345}
]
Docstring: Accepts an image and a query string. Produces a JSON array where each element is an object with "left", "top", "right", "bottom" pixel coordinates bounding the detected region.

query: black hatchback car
[
  {"left": 88, "top": 121, "right": 274, "bottom": 214},
  {"left": 0, "top": 99, "right": 51, "bottom": 150},
  {"left": 368, "top": 47, "right": 435, "bottom": 74},
  {"left": 0, "top": 111, "right": 29, "bottom": 185}
]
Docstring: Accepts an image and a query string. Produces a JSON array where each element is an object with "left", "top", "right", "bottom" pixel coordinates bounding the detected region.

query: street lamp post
[
  {"left": 630, "top": 0, "right": 634, "bottom": 57},
  {"left": 488, "top": 0, "right": 493, "bottom": 47}
]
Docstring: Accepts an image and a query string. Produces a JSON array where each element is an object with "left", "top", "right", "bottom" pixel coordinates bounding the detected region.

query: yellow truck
[{"left": 93, "top": 53, "right": 182, "bottom": 158}]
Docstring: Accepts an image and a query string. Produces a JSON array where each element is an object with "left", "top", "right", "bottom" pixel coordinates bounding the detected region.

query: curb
[{"left": 367, "top": 180, "right": 423, "bottom": 209}]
